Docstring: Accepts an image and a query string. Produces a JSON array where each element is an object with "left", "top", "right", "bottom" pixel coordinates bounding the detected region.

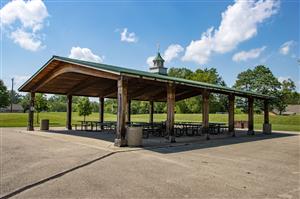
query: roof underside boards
[{"left": 18, "top": 55, "right": 274, "bottom": 101}]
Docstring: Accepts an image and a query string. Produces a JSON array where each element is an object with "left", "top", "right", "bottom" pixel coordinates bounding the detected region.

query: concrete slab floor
[{"left": 0, "top": 128, "right": 299, "bottom": 198}]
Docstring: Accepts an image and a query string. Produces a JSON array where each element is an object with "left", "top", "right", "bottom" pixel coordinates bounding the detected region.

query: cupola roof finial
[{"left": 149, "top": 43, "right": 167, "bottom": 75}]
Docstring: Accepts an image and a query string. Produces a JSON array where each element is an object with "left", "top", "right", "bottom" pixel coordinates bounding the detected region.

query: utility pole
[{"left": 10, "top": 78, "right": 14, "bottom": 112}]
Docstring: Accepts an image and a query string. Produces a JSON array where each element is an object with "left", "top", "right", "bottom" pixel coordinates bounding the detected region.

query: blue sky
[{"left": 1, "top": 0, "right": 299, "bottom": 92}]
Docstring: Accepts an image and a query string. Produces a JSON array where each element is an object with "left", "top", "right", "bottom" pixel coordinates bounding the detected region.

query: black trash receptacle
[{"left": 40, "top": 119, "right": 49, "bottom": 130}]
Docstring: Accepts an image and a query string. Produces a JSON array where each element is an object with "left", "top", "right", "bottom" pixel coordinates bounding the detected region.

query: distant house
[
  {"left": 273, "top": 104, "right": 300, "bottom": 115},
  {"left": 285, "top": 105, "right": 300, "bottom": 115},
  {"left": 0, "top": 104, "right": 23, "bottom": 113}
]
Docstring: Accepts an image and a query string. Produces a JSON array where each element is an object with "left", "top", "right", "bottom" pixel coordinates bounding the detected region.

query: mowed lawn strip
[{"left": 1, "top": 112, "right": 299, "bottom": 132}]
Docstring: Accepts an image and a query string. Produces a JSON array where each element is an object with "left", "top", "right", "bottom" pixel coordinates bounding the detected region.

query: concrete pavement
[{"left": 1, "top": 128, "right": 299, "bottom": 198}]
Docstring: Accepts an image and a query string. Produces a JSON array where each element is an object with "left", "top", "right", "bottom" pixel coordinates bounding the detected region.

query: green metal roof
[
  {"left": 19, "top": 55, "right": 274, "bottom": 100},
  {"left": 153, "top": 52, "right": 165, "bottom": 62}
]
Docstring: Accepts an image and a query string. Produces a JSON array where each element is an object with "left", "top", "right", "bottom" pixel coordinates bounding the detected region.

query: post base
[
  {"left": 114, "top": 138, "right": 127, "bottom": 147},
  {"left": 27, "top": 127, "right": 34, "bottom": 131},
  {"left": 263, "top": 123, "right": 272, "bottom": 134},
  {"left": 165, "top": 136, "right": 176, "bottom": 143},
  {"left": 230, "top": 131, "right": 236, "bottom": 137},
  {"left": 206, "top": 135, "right": 210, "bottom": 140},
  {"left": 247, "top": 130, "right": 255, "bottom": 135}
]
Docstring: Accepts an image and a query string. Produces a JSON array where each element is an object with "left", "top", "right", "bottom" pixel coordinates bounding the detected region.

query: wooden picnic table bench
[{"left": 128, "top": 122, "right": 165, "bottom": 138}]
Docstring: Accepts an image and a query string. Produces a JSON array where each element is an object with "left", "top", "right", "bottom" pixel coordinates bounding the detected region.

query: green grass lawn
[{"left": 0, "top": 112, "right": 299, "bottom": 132}]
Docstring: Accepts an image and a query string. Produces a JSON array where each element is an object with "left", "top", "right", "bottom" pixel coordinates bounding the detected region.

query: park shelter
[{"left": 19, "top": 54, "right": 273, "bottom": 146}]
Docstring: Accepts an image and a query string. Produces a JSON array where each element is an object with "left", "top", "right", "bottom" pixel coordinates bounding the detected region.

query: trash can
[
  {"left": 126, "top": 127, "right": 143, "bottom": 147},
  {"left": 40, "top": 119, "right": 49, "bottom": 130}
]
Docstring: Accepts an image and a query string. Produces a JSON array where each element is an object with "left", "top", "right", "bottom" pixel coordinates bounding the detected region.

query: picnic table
[
  {"left": 74, "top": 120, "right": 228, "bottom": 137},
  {"left": 175, "top": 122, "right": 202, "bottom": 136},
  {"left": 75, "top": 121, "right": 116, "bottom": 132},
  {"left": 128, "top": 122, "right": 165, "bottom": 138},
  {"left": 209, "top": 122, "right": 228, "bottom": 134},
  {"left": 174, "top": 122, "right": 228, "bottom": 137}
]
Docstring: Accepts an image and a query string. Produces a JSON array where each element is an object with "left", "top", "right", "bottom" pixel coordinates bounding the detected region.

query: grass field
[{"left": 0, "top": 112, "right": 299, "bottom": 132}]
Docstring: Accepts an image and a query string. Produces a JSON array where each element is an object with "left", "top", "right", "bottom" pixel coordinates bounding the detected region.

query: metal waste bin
[
  {"left": 40, "top": 119, "right": 49, "bottom": 130},
  {"left": 126, "top": 127, "right": 143, "bottom": 147}
]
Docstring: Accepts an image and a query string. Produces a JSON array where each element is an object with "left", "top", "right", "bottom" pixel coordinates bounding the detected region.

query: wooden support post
[
  {"left": 263, "top": 100, "right": 272, "bottom": 134},
  {"left": 149, "top": 101, "right": 154, "bottom": 123},
  {"left": 228, "top": 94, "right": 235, "bottom": 136},
  {"left": 166, "top": 84, "right": 176, "bottom": 143},
  {"left": 248, "top": 97, "right": 254, "bottom": 135},
  {"left": 115, "top": 77, "right": 128, "bottom": 147},
  {"left": 264, "top": 100, "right": 269, "bottom": 124},
  {"left": 126, "top": 99, "right": 131, "bottom": 123},
  {"left": 99, "top": 97, "right": 104, "bottom": 123},
  {"left": 27, "top": 92, "right": 35, "bottom": 131},
  {"left": 66, "top": 95, "right": 72, "bottom": 130},
  {"left": 202, "top": 90, "right": 210, "bottom": 140}
]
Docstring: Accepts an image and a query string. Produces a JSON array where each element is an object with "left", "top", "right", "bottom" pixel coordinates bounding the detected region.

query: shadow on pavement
[{"left": 44, "top": 129, "right": 298, "bottom": 154}]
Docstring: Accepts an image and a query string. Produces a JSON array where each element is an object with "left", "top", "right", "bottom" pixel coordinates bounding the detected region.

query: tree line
[{"left": 0, "top": 65, "right": 299, "bottom": 117}]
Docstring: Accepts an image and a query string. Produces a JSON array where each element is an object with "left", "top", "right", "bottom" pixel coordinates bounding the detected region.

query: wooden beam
[
  {"left": 248, "top": 97, "right": 254, "bottom": 135},
  {"left": 130, "top": 86, "right": 151, "bottom": 99},
  {"left": 149, "top": 101, "right": 154, "bottom": 123},
  {"left": 99, "top": 97, "right": 104, "bottom": 123},
  {"left": 147, "top": 87, "right": 167, "bottom": 101},
  {"left": 175, "top": 89, "right": 201, "bottom": 101},
  {"left": 166, "top": 83, "right": 176, "bottom": 142},
  {"left": 27, "top": 92, "right": 35, "bottom": 131},
  {"left": 67, "top": 77, "right": 99, "bottom": 95},
  {"left": 101, "top": 85, "right": 118, "bottom": 97},
  {"left": 32, "top": 64, "right": 119, "bottom": 92},
  {"left": 115, "top": 77, "right": 128, "bottom": 147},
  {"left": 228, "top": 94, "right": 235, "bottom": 136},
  {"left": 66, "top": 95, "right": 72, "bottom": 130},
  {"left": 202, "top": 90, "right": 210, "bottom": 140}
]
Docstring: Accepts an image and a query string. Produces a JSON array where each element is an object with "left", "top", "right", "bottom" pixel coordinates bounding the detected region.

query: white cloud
[
  {"left": 163, "top": 44, "right": 184, "bottom": 62},
  {"left": 0, "top": 0, "right": 48, "bottom": 51},
  {"left": 279, "top": 40, "right": 296, "bottom": 55},
  {"left": 120, "top": 28, "right": 138, "bottom": 43},
  {"left": 183, "top": 0, "right": 279, "bottom": 64},
  {"left": 4, "top": 75, "right": 31, "bottom": 90},
  {"left": 278, "top": 76, "right": 291, "bottom": 83},
  {"left": 146, "top": 56, "right": 155, "bottom": 67},
  {"left": 10, "top": 29, "right": 43, "bottom": 51},
  {"left": 146, "top": 44, "right": 184, "bottom": 67},
  {"left": 232, "top": 46, "right": 266, "bottom": 62},
  {"left": 69, "top": 47, "right": 104, "bottom": 63}
]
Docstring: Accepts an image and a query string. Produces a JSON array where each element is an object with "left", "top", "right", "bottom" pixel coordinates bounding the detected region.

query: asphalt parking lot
[{"left": 1, "top": 128, "right": 299, "bottom": 198}]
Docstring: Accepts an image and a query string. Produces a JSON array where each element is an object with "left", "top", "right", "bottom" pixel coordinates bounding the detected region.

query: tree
[
  {"left": 234, "top": 65, "right": 281, "bottom": 112},
  {"left": 48, "top": 95, "right": 67, "bottom": 112},
  {"left": 0, "top": 80, "right": 10, "bottom": 109},
  {"left": 20, "top": 93, "right": 30, "bottom": 112},
  {"left": 35, "top": 93, "right": 49, "bottom": 123},
  {"left": 104, "top": 99, "right": 117, "bottom": 114},
  {"left": 77, "top": 97, "right": 92, "bottom": 121},
  {"left": 170, "top": 67, "right": 227, "bottom": 113},
  {"left": 90, "top": 101, "right": 100, "bottom": 112},
  {"left": 168, "top": 68, "right": 193, "bottom": 79},
  {"left": 274, "top": 79, "right": 297, "bottom": 115},
  {"left": 9, "top": 90, "right": 22, "bottom": 104}
]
